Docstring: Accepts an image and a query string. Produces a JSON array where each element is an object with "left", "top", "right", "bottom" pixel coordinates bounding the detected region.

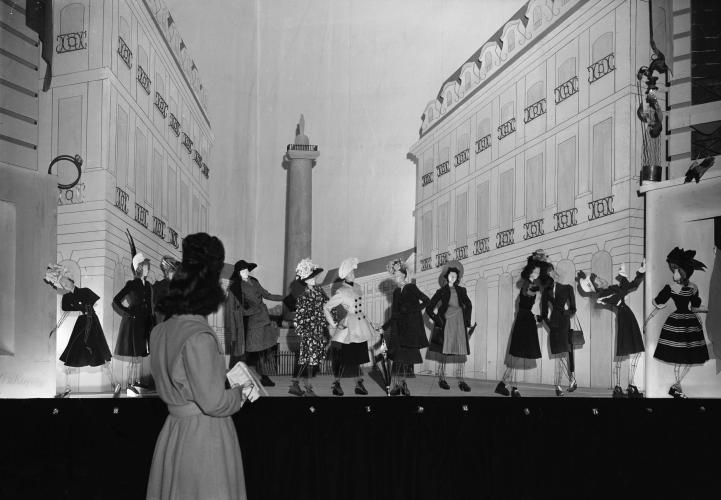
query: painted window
[
  {"left": 526, "top": 80, "right": 544, "bottom": 105},
  {"left": 592, "top": 32, "right": 613, "bottom": 62},
  {"left": 116, "top": 107, "right": 128, "bottom": 185},
  {"left": 455, "top": 192, "right": 468, "bottom": 245},
  {"left": 167, "top": 166, "right": 177, "bottom": 226},
  {"left": 501, "top": 101, "right": 514, "bottom": 123},
  {"left": 557, "top": 56, "right": 576, "bottom": 84},
  {"left": 499, "top": 169, "right": 514, "bottom": 229},
  {"left": 192, "top": 194, "right": 199, "bottom": 233},
  {"left": 134, "top": 127, "right": 146, "bottom": 195},
  {"left": 60, "top": 3, "right": 84, "bottom": 33},
  {"left": 458, "top": 133, "right": 469, "bottom": 152},
  {"left": 153, "top": 149, "right": 164, "bottom": 217},
  {"left": 422, "top": 210, "right": 433, "bottom": 255},
  {"left": 477, "top": 117, "right": 490, "bottom": 140},
  {"left": 438, "top": 202, "right": 449, "bottom": 250},
  {"left": 557, "top": 136, "right": 576, "bottom": 211},
  {"left": 592, "top": 117, "right": 613, "bottom": 199},
  {"left": 180, "top": 180, "right": 189, "bottom": 234},
  {"left": 525, "top": 153, "right": 544, "bottom": 219},
  {"left": 476, "top": 180, "right": 489, "bottom": 237}
]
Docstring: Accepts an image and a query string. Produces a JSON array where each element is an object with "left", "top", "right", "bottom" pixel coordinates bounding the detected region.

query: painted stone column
[{"left": 283, "top": 115, "right": 319, "bottom": 320}]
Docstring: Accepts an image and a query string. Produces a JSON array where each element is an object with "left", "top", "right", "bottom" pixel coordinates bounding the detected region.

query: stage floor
[{"left": 71, "top": 373, "right": 620, "bottom": 399}]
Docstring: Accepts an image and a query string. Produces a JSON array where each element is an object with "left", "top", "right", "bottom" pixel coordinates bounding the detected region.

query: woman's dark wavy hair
[
  {"left": 520, "top": 261, "right": 541, "bottom": 282},
  {"left": 157, "top": 233, "right": 226, "bottom": 317},
  {"left": 443, "top": 267, "right": 461, "bottom": 285}
]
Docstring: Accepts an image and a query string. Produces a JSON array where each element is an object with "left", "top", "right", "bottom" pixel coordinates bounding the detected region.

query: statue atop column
[{"left": 295, "top": 114, "right": 309, "bottom": 146}]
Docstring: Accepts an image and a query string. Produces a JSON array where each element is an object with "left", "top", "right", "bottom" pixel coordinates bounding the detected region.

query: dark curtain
[{"left": 25, "top": 0, "right": 53, "bottom": 90}]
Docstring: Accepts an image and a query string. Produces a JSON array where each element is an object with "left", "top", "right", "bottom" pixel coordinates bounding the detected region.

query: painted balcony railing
[
  {"left": 588, "top": 195, "right": 615, "bottom": 221},
  {"left": 182, "top": 133, "right": 193, "bottom": 154},
  {"left": 523, "top": 218, "right": 544, "bottom": 240},
  {"left": 435, "top": 161, "right": 450, "bottom": 177},
  {"left": 137, "top": 65, "right": 151, "bottom": 94},
  {"left": 554, "top": 76, "right": 579, "bottom": 104},
  {"left": 454, "top": 149, "right": 469, "bottom": 167},
  {"left": 420, "top": 257, "right": 433, "bottom": 272},
  {"left": 168, "top": 227, "right": 179, "bottom": 248},
  {"left": 498, "top": 118, "right": 516, "bottom": 141},
  {"left": 523, "top": 98, "right": 547, "bottom": 124},
  {"left": 152, "top": 216, "right": 166, "bottom": 239},
  {"left": 553, "top": 207, "right": 578, "bottom": 231},
  {"left": 115, "top": 187, "right": 129, "bottom": 214},
  {"left": 154, "top": 92, "right": 168, "bottom": 118},
  {"left": 201, "top": 162, "right": 209, "bottom": 179},
  {"left": 588, "top": 53, "right": 615, "bottom": 84},
  {"left": 117, "top": 36, "right": 132, "bottom": 69},
  {"left": 169, "top": 113, "right": 180, "bottom": 137},
  {"left": 496, "top": 228, "right": 514, "bottom": 248},
  {"left": 134, "top": 203, "right": 148, "bottom": 228},
  {"left": 422, "top": 172, "right": 434, "bottom": 186},
  {"left": 193, "top": 150, "right": 203, "bottom": 168},
  {"left": 56, "top": 31, "right": 87, "bottom": 53},
  {"left": 473, "top": 237, "right": 490, "bottom": 255},
  {"left": 454, "top": 245, "right": 468, "bottom": 260},
  {"left": 286, "top": 144, "right": 318, "bottom": 151},
  {"left": 435, "top": 251, "right": 450, "bottom": 268},
  {"left": 475, "top": 134, "right": 491, "bottom": 154}
]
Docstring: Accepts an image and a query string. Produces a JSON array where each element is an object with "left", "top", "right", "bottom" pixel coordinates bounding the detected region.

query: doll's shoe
[
  {"left": 390, "top": 384, "right": 402, "bottom": 396},
  {"left": 331, "top": 381, "right": 344, "bottom": 396},
  {"left": 55, "top": 389, "right": 71, "bottom": 399},
  {"left": 494, "top": 381, "right": 510, "bottom": 396},
  {"left": 627, "top": 385, "right": 643, "bottom": 398},
  {"left": 612, "top": 385, "right": 626, "bottom": 398},
  {"left": 458, "top": 381, "right": 471, "bottom": 392},
  {"left": 401, "top": 380, "right": 411, "bottom": 396},
  {"left": 260, "top": 375, "right": 275, "bottom": 387},
  {"left": 303, "top": 386, "right": 318, "bottom": 397},
  {"left": 354, "top": 380, "right": 368, "bottom": 395},
  {"left": 288, "top": 382, "right": 304, "bottom": 397},
  {"left": 567, "top": 380, "right": 578, "bottom": 393},
  {"left": 555, "top": 385, "right": 564, "bottom": 397},
  {"left": 511, "top": 387, "right": 522, "bottom": 398},
  {"left": 438, "top": 379, "right": 450, "bottom": 390},
  {"left": 668, "top": 385, "right": 687, "bottom": 399}
]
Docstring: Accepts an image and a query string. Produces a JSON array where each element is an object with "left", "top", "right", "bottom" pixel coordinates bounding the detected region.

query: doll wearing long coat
[
  {"left": 113, "top": 278, "right": 154, "bottom": 357},
  {"left": 60, "top": 287, "right": 112, "bottom": 367},
  {"left": 385, "top": 283, "right": 430, "bottom": 364},
  {"left": 426, "top": 283, "right": 472, "bottom": 356}
]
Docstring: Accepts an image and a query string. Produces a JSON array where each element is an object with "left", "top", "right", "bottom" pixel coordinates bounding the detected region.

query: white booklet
[{"left": 226, "top": 361, "right": 266, "bottom": 402}]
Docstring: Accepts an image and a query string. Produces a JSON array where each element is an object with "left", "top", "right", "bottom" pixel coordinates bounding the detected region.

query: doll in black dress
[
  {"left": 649, "top": 247, "right": 708, "bottom": 398},
  {"left": 577, "top": 260, "right": 646, "bottom": 398},
  {"left": 113, "top": 250, "right": 154, "bottom": 395},
  {"left": 495, "top": 261, "right": 542, "bottom": 398},
  {"left": 44, "top": 264, "right": 118, "bottom": 398}
]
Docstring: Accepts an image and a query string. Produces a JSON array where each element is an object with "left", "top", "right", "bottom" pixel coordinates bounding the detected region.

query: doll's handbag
[{"left": 570, "top": 315, "right": 585, "bottom": 347}]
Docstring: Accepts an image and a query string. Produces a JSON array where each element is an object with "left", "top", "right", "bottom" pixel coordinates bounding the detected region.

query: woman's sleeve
[
  {"left": 112, "top": 281, "right": 132, "bottom": 316},
  {"left": 414, "top": 285, "right": 431, "bottom": 309},
  {"left": 61, "top": 290, "right": 76, "bottom": 311},
  {"left": 259, "top": 283, "right": 283, "bottom": 302},
  {"left": 690, "top": 290, "right": 702, "bottom": 308},
  {"left": 183, "top": 333, "right": 244, "bottom": 417},
  {"left": 223, "top": 294, "right": 238, "bottom": 334},
  {"left": 425, "top": 290, "right": 441, "bottom": 322},
  {"left": 653, "top": 285, "right": 672, "bottom": 308}
]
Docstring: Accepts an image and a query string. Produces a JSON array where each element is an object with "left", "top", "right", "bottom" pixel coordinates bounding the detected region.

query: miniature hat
[
  {"left": 666, "top": 247, "right": 706, "bottom": 276},
  {"left": 386, "top": 258, "right": 406, "bottom": 276},
  {"left": 440, "top": 260, "right": 464, "bottom": 284},
  {"left": 576, "top": 270, "right": 596, "bottom": 294},
  {"left": 43, "top": 264, "right": 74, "bottom": 290},
  {"left": 132, "top": 252, "right": 150, "bottom": 272},
  {"left": 295, "top": 258, "right": 323, "bottom": 282},
  {"left": 235, "top": 260, "right": 257, "bottom": 272},
  {"left": 160, "top": 255, "right": 179, "bottom": 274},
  {"left": 338, "top": 257, "right": 359, "bottom": 280}
]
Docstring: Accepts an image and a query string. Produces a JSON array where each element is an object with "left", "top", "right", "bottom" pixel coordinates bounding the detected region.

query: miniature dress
[
  {"left": 653, "top": 285, "right": 709, "bottom": 364},
  {"left": 508, "top": 288, "right": 542, "bottom": 359},
  {"left": 59, "top": 287, "right": 112, "bottom": 367},
  {"left": 113, "top": 278, "right": 154, "bottom": 357},
  {"left": 294, "top": 286, "right": 330, "bottom": 366}
]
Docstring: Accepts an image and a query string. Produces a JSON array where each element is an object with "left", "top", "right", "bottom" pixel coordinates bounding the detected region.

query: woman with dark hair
[
  {"left": 113, "top": 251, "right": 153, "bottom": 394},
  {"left": 384, "top": 259, "right": 430, "bottom": 396},
  {"left": 147, "top": 233, "right": 250, "bottom": 500},
  {"left": 425, "top": 262, "right": 473, "bottom": 392},
  {"left": 495, "top": 262, "right": 542, "bottom": 398},
  {"left": 650, "top": 247, "right": 708, "bottom": 398}
]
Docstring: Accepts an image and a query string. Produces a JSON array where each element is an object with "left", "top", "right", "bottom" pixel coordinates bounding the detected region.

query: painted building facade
[
  {"left": 48, "top": 0, "right": 213, "bottom": 393},
  {"left": 408, "top": 0, "right": 676, "bottom": 390}
]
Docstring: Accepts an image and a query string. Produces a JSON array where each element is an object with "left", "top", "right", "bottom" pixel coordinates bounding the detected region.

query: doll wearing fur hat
[
  {"left": 323, "top": 257, "right": 375, "bottom": 396},
  {"left": 577, "top": 261, "right": 646, "bottom": 398},
  {"left": 288, "top": 259, "right": 329, "bottom": 397},
  {"left": 650, "top": 247, "right": 708, "bottom": 398}
]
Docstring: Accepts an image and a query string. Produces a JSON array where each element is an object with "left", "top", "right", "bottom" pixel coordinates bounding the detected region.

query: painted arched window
[
  {"left": 477, "top": 118, "right": 490, "bottom": 140},
  {"left": 485, "top": 52, "right": 492, "bottom": 72},
  {"left": 501, "top": 101, "right": 514, "bottom": 123},
  {"left": 60, "top": 3, "right": 84, "bottom": 33},
  {"left": 533, "top": 7, "right": 542, "bottom": 29},
  {"left": 446, "top": 91, "right": 453, "bottom": 106},
  {"left": 458, "top": 133, "right": 469, "bottom": 152},
  {"left": 119, "top": 17, "right": 130, "bottom": 44},
  {"left": 464, "top": 71, "right": 472, "bottom": 91},
  {"left": 592, "top": 32, "right": 613, "bottom": 62},
  {"left": 138, "top": 46, "right": 148, "bottom": 71},
  {"left": 527, "top": 81, "right": 544, "bottom": 106},
  {"left": 507, "top": 30, "right": 515, "bottom": 52},
  {"left": 557, "top": 56, "right": 576, "bottom": 84},
  {"left": 427, "top": 107, "right": 434, "bottom": 122}
]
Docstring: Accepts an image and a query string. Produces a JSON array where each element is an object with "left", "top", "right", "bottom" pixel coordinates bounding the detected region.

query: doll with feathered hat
[
  {"left": 648, "top": 247, "right": 708, "bottom": 398},
  {"left": 113, "top": 230, "right": 154, "bottom": 395},
  {"left": 577, "top": 260, "right": 646, "bottom": 398},
  {"left": 288, "top": 258, "right": 329, "bottom": 397}
]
